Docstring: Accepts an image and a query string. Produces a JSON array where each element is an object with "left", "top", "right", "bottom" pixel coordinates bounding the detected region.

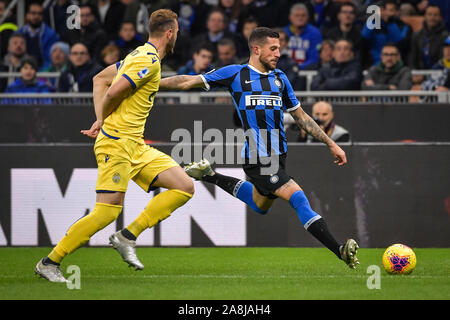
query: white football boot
[
  {"left": 183, "top": 159, "right": 215, "bottom": 180},
  {"left": 340, "top": 239, "right": 360, "bottom": 269},
  {"left": 109, "top": 231, "right": 144, "bottom": 270},
  {"left": 34, "top": 258, "right": 67, "bottom": 283}
]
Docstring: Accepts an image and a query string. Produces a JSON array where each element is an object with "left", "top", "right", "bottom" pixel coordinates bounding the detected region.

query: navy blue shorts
[{"left": 242, "top": 154, "right": 291, "bottom": 199}]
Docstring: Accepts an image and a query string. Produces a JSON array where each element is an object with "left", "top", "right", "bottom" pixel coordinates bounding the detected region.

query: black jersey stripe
[
  {"left": 239, "top": 109, "right": 252, "bottom": 158},
  {"left": 255, "top": 109, "right": 269, "bottom": 156},
  {"left": 239, "top": 66, "right": 252, "bottom": 92},
  {"left": 260, "top": 74, "right": 272, "bottom": 92},
  {"left": 232, "top": 91, "right": 242, "bottom": 109},
  {"left": 282, "top": 83, "right": 295, "bottom": 110},
  {"left": 273, "top": 109, "right": 284, "bottom": 154}
]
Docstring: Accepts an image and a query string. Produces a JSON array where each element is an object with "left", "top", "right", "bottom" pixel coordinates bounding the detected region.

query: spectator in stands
[
  {"left": 322, "top": 2, "right": 362, "bottom": 59},
  {"left": 218, "top": 0, "right": 241, "bottom": 33},
  {"left": 305, "top": 39, "right": 334, "bottom": 70},
  {"left": 409, "top": 5, "right": 449, "bottom": 70},
  {"left": 361, "top": 0, "right": 412, "bottom": 65},
  {"left": 310, "top": 0, "right": 341, "bottom": 29},
  {"left": 362, "top": 43, "right": 412, "bottom": 90},
  {"left": 283, "top": 3, "right": 322, "bottom": 70},
  {"left": 40, "top": 41, "right": 70, "bottom": 72},
  {"left": 399, "top": 0, "right": 429, "bottom": 16},
  {"left": 121, "top": 0, "right": 149, "bottom": 37},
  {"left": 192, "top": 8, "right": 235, "bottom": 57},
  {"left": 18, "top": 2, "right": 60, "bottom": 69},
  {"left": 273, "top": 28, "right": 303, "bottom": 91},
  {"left": 177, "top": 43, "right": 214, "bottom": 76},
  {"left": 100, "top": 44, "right": 121, "bottom": 68},
  {"left": 58, "top": 42, "right": 103, "bottom": 92},
  {"left": 429, "top": 0, "right": 450, "bottom": 31},
  {"left": 175, "top": 0, "right": 214, "bottom": 36},
  {"left": 0, "top": 0, "right": 18, "bottom": 58},
  {"left": 311, "top": 39, "right": 361, "bottom": 91},
  {"left": 3, "top": 57, "right": 53, "bottom": 104},
  {"left": 236, "top": 16, "right": 258, "bottom": 61},
  {"left": 3, "top": 33, "right": 32, "bottom": 74},
  {"left": 44, "top": 0, "right": 71, "bottom": 37},
  {"left": 95, "top": 0, "right": 126, "bottom": 37},
  {"left": 285, "top": 101, "right": 350, "bottom": 143},
  {"left": 238, "top": 0, "right": 291, "bottom": 30},
  {"left": 40, "top": 41, "right": 70, "bottom": 88},
  {"left": 114, "top": 22, "right": 144, "bottom": 59},
  {"left": 214, "top": 38, "right": 239, "bottom": 68},
  {"left": 422, "top": 36, "right": 450, "bottom": 92},
  {"left": 62, "top": 4, "right": 109, "bottom": 61}
]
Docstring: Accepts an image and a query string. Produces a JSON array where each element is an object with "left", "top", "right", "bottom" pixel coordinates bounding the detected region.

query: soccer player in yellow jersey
[{"left": 35, "top": 9, "right": 194, "bottom": 282}]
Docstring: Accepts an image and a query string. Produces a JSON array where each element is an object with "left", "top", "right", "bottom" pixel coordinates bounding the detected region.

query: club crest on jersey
[
  {"left": 245, "top": 95, "right": 282, "bottom": 107},
  {"left": 274, "top": 79, "right": 282, "bottom": 88},
  {"left": 112, "top": 172, "right": 121, "bottom": 183},
  {"left": 137, "top": 67, "right": 149, "bottom": 79},
  {"left": 269, "top": 175, "right": 279, "bottom": 184}
]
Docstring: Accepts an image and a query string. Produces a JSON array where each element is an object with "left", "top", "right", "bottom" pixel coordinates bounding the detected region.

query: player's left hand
[
  {"left": 81, "top": 120, "right": 103, "bottom": 139},
  {"left": 329, "top": 143, "right": 347, "bottom": 166}
]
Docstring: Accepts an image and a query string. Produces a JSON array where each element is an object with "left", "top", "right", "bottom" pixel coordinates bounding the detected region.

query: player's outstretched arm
[
  {"left": 289, "top": 106, "right": 347, "bottom": 166},
  {"left": 160, "top": 75, "right": 206, "bottom": 90}
]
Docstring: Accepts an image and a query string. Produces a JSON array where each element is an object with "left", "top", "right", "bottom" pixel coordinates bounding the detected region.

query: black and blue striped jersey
[{"left": 200, "top": 63, "right": 301, "bottom": 159}]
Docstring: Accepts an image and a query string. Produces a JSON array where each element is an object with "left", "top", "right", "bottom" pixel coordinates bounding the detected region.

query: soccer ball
[{"left": 382, "top": 244, "right": 417, "bottom": 274}]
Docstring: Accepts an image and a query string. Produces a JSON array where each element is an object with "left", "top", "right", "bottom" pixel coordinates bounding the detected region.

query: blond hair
[{"left": 148, "top": 9, "right": 178, "bottom": 37}]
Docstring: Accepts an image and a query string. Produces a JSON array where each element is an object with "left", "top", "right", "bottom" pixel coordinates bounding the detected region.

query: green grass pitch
[{"left": 0, "top": 247, "right": 449, "bottom": 300}]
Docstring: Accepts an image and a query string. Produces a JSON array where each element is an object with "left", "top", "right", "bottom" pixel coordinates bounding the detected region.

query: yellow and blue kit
[{"left": 95, "top": 41, "right": 178, "bottom": 193}]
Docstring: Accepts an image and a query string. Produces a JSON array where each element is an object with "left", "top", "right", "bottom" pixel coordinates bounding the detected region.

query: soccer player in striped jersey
[{"left": 159, "top": 27, "right": 359, "bottom": 269}]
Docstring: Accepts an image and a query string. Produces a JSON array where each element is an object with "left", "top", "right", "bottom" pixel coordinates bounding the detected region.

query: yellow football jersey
[{"left": 102, "top": 42, "right": 161, "bottom": 141}]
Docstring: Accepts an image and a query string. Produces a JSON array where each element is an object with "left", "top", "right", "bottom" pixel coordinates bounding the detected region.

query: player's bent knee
[
  {"left": 96, "top": 191, "right": 125, "bottom": 206},
  {"left": 181, "top": 178, "right": 195, "bottom": 195}
]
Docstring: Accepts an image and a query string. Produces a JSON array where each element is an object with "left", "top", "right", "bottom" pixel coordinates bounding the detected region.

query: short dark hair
[
  {"left": 242, "top": 16, "right": 258, "bottom": 27},
  {"left": 20, "top": 56, "right": 38, "bottom": 71},
  {"left": 27, "top": 1, "right": 43, "bottom": 13},
  {"left": 248, "top": 27, "right": 279, "bottom": 51},
  {"left": 382, "top": 42, "right": 400, "bottom": 52},
  {"left": 9, "top": 32, "right": 25, "bottom": 44},
  {"left": 208, "top": 8, "right": 227, "bottom": 23},
  {"left": 217, "top": 38, "right": 236, "bottom": 50},
  {"left": 382, "top": 0, "right": 398, "bottom": 9},
  {"left": 148, "top": 9, "right": 178, "bottom": 36},
  {"left": 425, "top": 4, "right": 442, "bottom": 14},
  {"left": 340, "top": 2, "right": 356, "bottom": 12},
  {"left": 335, "top": 38, "right": 354, "bottom": 52},
  {"left": 194, "top": 42, "right": 214, "bottom": 55}
]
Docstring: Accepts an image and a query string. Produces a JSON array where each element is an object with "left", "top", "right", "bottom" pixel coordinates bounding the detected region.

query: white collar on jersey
[{"left": 248, "top": 64, "right": 273, "bottom": 75}]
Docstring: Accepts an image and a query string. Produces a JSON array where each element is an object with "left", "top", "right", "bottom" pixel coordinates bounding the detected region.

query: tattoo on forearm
[{"left": 291, "top": 109, "right": 331, "bottom": 145}]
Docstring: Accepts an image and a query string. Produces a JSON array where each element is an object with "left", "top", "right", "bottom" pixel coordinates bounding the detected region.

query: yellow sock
[
  {"left": 127, "top": 189, "right": 193, "bottom": 238},
  {"left": 50, "top": 203, "right": 123, "bottom": 263}
]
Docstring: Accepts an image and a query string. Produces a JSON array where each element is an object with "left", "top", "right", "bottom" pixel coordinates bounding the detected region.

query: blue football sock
[
  {"left": 289, "top": 190, "right": 322, "bottom": 229},
  {"left": 234, "top": 181, "right": 268, "bottom": 214}
]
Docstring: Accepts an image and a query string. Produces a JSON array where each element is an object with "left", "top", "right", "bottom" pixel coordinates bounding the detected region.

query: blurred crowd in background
[{"left": 0, "top": 0, "right": 449, "bottom": 95}]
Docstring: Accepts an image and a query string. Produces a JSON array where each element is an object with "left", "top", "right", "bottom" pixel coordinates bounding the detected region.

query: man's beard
[
  {"left": 166, "top": 37, "right": 176, "bottom": 55},
  {"left": 29, "top": 21, "right": 42, "bottom": 29},
  {"left": 259, "top": 56, "right": 276, "bottom": 71}
]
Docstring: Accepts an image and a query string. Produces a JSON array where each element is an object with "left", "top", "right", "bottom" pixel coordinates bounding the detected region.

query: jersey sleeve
[
  {"left": 200, "top": 64, "right": 241, "bottom": 90},
  {"left": 119, "top": 56, "right": 159, "bottom": 90},
  {"left": 279, "top": 71, "right": 301, "bottom": 112}
]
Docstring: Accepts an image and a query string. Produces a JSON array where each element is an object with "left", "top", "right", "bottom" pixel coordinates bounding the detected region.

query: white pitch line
[{"left": 0, "top": 274, "right": 447, "bottom": 280}]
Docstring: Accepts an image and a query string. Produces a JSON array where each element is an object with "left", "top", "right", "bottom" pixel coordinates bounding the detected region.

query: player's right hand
[
  {"left": 81, "top": 120, "right": 103, "bottom": 139},
  {"left": 329, "top": 143, "right": 347, "bottom": 166}
]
